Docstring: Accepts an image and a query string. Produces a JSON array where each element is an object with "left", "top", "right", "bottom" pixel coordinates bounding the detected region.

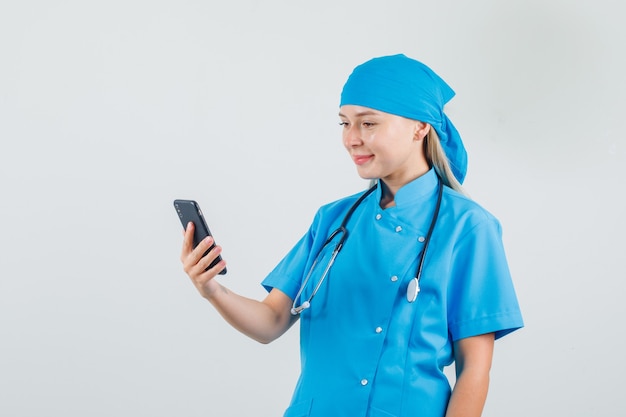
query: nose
[{"left": 343, "top": 125, "right": 362, "bottom": 148}]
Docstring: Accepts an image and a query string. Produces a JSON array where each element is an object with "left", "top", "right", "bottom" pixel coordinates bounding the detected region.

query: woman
[{"left": 180, "top": 54, "right": 523, "bottom": 417}]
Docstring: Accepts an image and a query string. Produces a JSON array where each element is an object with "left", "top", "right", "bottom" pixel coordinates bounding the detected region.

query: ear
[{"left": 413, "top": 122, "right": 431, "bottom": 141}]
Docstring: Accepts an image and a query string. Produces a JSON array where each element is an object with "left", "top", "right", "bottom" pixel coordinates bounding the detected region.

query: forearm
[
  {"left": 445, "top": 333, "right": 494, "bottom": 417},
  {"left": 205, "top": 282, "right": 296, "bottom": 344},
  {"left": 180, "top": 227, "right": 296, "bottom": 344},
  {"left": 445, "top": 367, "right": 490, "bottom": 417}
]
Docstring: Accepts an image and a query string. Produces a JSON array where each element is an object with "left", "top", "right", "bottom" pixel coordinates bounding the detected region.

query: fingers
[
  {"left": 181, "top": 227, "right": 224, "bottom": 272},
  {"left": 195, "top": 241, "right": 224, "bottom": 272},
  {"left": 180, "top": 222, "right": 195, "bottom": 259},
  {"left": 179, "top": 221, "right": 226, "bottom": 299},
  {"left": 181, "top": 222, "right": 219, "bottom": 265}
]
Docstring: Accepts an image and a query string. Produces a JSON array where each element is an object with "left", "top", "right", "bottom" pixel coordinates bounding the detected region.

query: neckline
[{"left": 374, "top": 168, "right": 440, "bottom": 209}]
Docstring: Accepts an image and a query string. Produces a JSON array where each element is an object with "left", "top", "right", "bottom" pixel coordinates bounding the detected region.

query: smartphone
[{"left": 173, "top": 199, "right": 227, "bottom": 275}]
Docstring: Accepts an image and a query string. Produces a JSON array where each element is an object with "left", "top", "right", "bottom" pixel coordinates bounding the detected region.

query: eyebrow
[{"left": 338, "top": 110, "right": 381, "bottom": 118}]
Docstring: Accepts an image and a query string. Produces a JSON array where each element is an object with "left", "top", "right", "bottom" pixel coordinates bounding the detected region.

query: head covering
[{"left": 340, "top": 54, "right": 468, "bottom": 184}]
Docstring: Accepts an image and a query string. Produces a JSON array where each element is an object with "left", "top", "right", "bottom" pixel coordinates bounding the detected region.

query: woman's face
[{"left": 338, "top": 105, "right": 430, "bottom": 189}]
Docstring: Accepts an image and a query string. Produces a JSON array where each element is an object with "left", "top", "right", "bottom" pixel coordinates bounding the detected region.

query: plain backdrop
[{"left": 1, "top": 0, "right": 625, "bottom": 416}]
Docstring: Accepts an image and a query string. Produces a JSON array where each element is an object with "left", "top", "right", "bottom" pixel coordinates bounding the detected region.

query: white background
[{"left": 1, "top": 0, "right": 624, "bottom": 416}]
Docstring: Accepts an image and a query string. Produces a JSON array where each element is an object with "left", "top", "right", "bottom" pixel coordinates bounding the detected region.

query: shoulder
[
  {"left": 441, "top": 187, "right": 503, "bottom": 237},
  {"left": 310, "top": 188, "right": 374, "bottom": 228},
  {"left": 316, "top": 189, "right": 369, "bottom": 215}
]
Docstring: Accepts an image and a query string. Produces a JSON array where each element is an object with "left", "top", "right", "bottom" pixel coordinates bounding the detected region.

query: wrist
[{"left": 202, "top": 278, "right": 226, "bottom": 302}]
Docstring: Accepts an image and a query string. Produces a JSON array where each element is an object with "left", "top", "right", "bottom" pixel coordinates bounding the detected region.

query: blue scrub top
[{"left": 262, "top": 169, "right": 524, "bottom": 417}]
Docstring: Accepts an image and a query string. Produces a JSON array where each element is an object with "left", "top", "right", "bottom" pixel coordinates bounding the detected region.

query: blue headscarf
[{"left": 340, "top": 54, "right": 468, "bottom": 184}]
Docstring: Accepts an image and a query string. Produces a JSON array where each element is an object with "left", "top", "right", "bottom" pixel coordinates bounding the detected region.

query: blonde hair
[{"left": 424, "top": 127, "right": 465, "bottom": 194}]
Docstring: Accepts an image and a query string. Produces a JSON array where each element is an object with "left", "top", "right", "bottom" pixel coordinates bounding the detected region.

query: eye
[
  {"left": 338, "top": 121, "right": 349, "bottom": 127},
  {"left": 362, "top": 122, "right": 376, "bottom": 127}
]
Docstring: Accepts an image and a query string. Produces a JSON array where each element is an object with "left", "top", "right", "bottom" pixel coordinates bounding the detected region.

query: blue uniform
[{"left": 262, "top": 169, "right": 523, "bottom": 417}]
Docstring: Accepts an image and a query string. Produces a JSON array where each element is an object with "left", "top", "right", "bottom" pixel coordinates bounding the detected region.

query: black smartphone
[{"left": 173, "top": 199, "right": 227, "bottom": 275}]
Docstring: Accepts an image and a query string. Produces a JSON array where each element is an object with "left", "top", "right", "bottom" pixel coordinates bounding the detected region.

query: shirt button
[
  {"left": 418, "top": 236, "right": 425, "bottom": 242},
  {"left": 361, "top": 379, "right": 369, "bottom": 386},
  {"left": 375, "top": 327, "right": 383, "bottom": 334},
  {"left": 375, "top": 214, "right": 382, "bottom": 220},
  {"left": 395, "top": 226, "right": 403, "bottom": 232},
  {"left": 390, "top": 275, "right": 398, "bottom": 282}
]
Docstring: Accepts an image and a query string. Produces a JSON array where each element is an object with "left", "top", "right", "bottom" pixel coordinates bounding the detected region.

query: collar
[{"left": 374, "top": 168, "right": 440, "bottom": 208}]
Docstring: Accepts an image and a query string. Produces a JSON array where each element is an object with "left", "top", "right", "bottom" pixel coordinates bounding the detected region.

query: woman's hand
[
  {"left": 180, "top": 222, "right": 227, "bottom": 300},
  {"left": 178, "top": 222, "right": 296, "bottom": 343}
]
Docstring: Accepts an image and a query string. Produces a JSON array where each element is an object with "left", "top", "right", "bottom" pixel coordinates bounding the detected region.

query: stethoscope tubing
[{"left": 291, "top": 178, "right": 443, "bottom": 314}]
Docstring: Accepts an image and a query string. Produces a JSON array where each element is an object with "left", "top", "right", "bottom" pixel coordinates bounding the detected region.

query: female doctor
[{"left": 180, "top": 54, "right": 523, "bottom": 417}]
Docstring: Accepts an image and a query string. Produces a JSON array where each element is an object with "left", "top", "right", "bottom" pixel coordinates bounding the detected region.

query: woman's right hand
[{"left": 180, "top": 222, "right": 227, "bottom": 300}]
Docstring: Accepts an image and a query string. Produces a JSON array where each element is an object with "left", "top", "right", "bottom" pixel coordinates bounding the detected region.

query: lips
[{"left": 352, "top": 154, "right": 374, "bottom": 165}]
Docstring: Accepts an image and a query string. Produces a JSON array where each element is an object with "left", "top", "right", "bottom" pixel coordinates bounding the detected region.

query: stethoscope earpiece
[{"left": 291, "top": 301, "right": 311, "bottom": 315}]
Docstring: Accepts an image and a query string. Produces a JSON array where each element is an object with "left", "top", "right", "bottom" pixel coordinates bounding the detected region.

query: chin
[{"left": 355, "top": 168, "right": 378, "bottom": 181}]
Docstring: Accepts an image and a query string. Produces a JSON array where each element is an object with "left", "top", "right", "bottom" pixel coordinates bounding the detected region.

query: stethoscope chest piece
[{"left": 406, "top": 277, "right": 420, "bottom": 303}]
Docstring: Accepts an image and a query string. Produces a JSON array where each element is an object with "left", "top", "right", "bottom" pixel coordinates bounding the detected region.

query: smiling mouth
[{"left": 353, "top": 155, "right": 373, "bottom": 165}]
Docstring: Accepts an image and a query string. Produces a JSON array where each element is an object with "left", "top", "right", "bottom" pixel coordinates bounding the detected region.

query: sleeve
[
  {"left": 261, "top": 212, "right": 320, "bottom": 300},
  {"left": 447, "top": 216, "right": 524, "bottom": 341}
]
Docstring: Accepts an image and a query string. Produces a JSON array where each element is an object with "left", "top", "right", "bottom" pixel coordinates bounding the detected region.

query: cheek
[{"left": 361, "top": 130, "right": 378, "bottom": 143}]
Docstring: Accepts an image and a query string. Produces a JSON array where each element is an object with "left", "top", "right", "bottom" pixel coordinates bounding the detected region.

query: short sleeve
[
  {"left": 447, "top": 217, "right": 524, "bottom": 341},
  {"left": 261, "top": 210, "right": 324, "bottom": 300}
]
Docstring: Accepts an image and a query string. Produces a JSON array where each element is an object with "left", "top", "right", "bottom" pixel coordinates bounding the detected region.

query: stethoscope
[{"left": 291, "top": 178, "right": 444, "bottom": 315}]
